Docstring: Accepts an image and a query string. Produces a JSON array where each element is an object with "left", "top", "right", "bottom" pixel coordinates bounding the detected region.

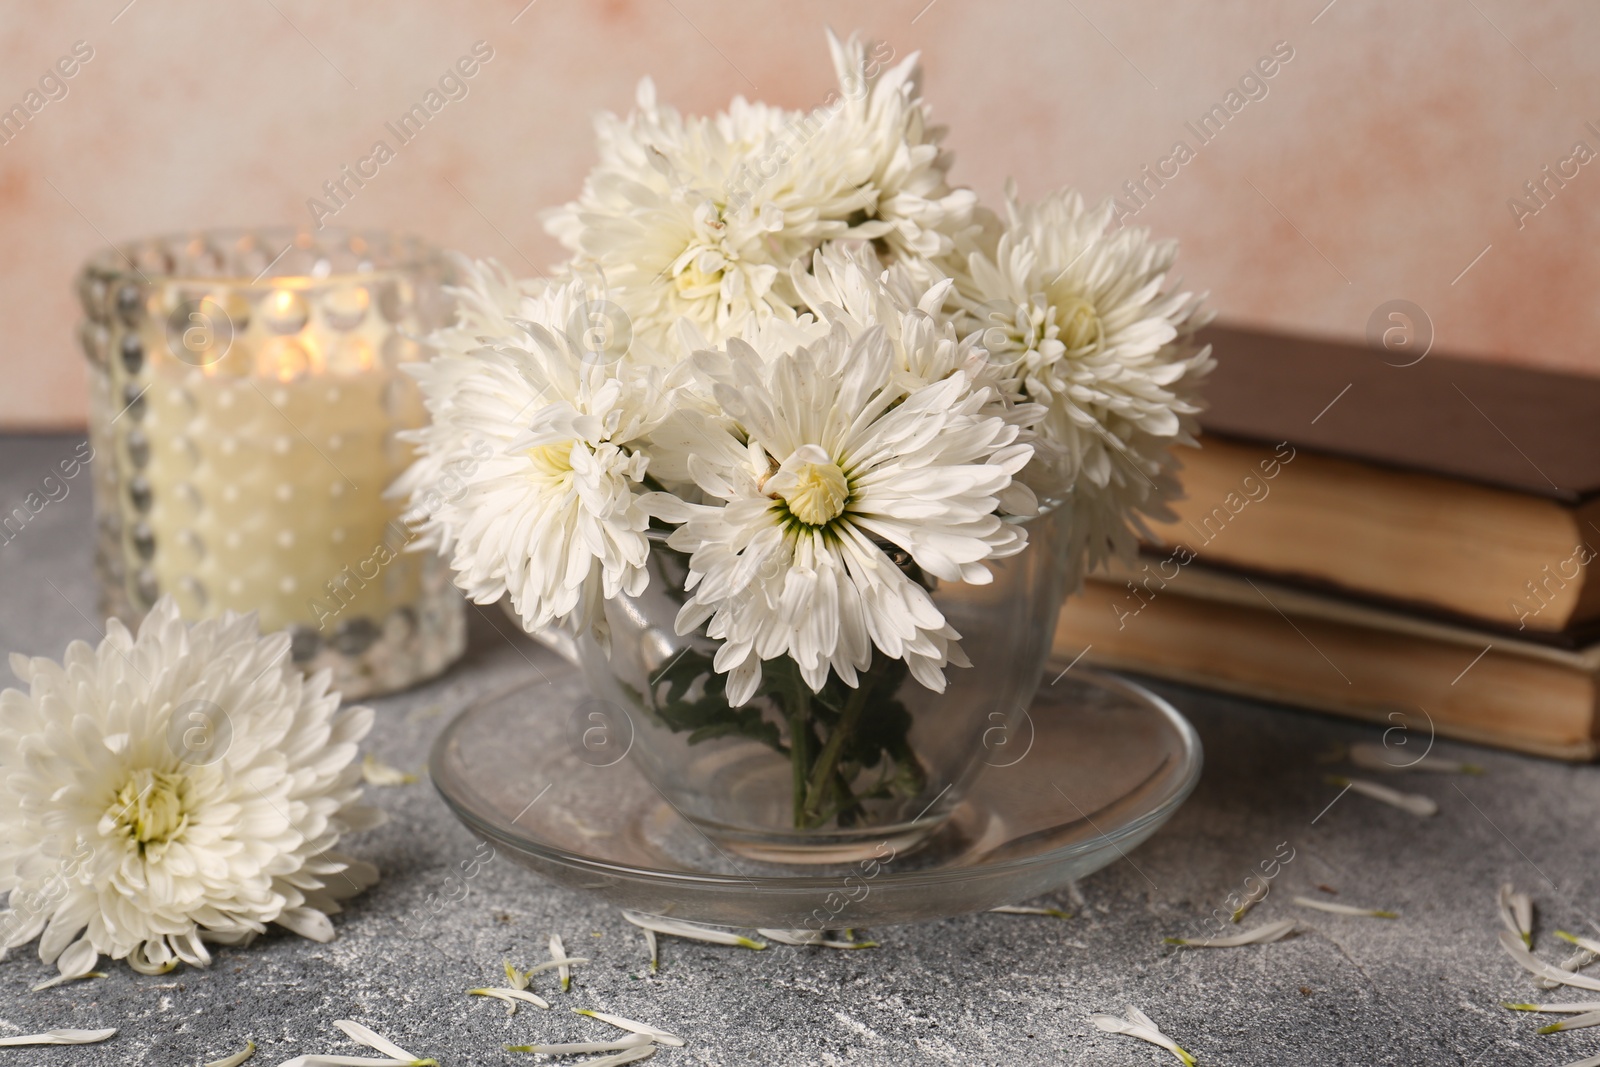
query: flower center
[
  {"left": 674, "top": 259, "right": 723, "bottom": 297},
  {"left": 109, "top": 768, "right": 191, "bottom": 849},
  {"left": 1057, "top": 295, "right": 1103, "bottom": 353},
  {"left": 526, "top": 442, "right": 574, "bottom": 484},
  {"left": 779, "top": 460, "right": 850, "bottom": 526}
]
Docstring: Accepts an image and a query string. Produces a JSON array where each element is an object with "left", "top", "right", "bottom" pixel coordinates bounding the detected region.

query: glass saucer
[{"left": 430, "top": 650, "right": 1202, "bottom": 928}]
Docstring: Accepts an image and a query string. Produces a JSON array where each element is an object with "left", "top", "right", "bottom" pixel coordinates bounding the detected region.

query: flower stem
[
  {"left": 788, "top": 675, "right": 811, "bottom": 830},
  {"left": 801, "top": 681, "right": 871, "bottom": 826}
]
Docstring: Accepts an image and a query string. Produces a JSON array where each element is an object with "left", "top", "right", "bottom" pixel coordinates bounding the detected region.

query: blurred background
[{"left": 2, "top": 0, "right": 1597, "bottom": 429}]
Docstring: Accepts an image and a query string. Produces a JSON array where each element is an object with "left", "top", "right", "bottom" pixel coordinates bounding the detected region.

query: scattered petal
[
  {"left": 1499, "top": 884, "right": 1534, "bottom": 948},
  {"left": 275, "top": 1057, "right": 416, "bottom": 1066},
  {"left": 1558, "top": 931, "right": 1600, "bottom": 956},
  {"left": 1504, "top": 1002, "right": 1600, "bottom": 1013},
  {"left": 574, "top": 1008, "right": 686, "bottom": 1047},
  {"left": 332, "top": 1021, "right": 430, "bottom": 1065},
  {"left": 1091, "top": 1009, "right": 1196, "bottom": 1066},
  {"left": 505, "top": 959, "right": 527, "bottom": 991},
  {"left": 1327, "top": 776, "right": 1438, "bottom": 817},
  {"left": 1347, "top": 742, "right": 1482, "bottom": 775},
  {"left": 1542, "top": 947, "right": 1600, "bottom": 989},
  {"left": 563, "top": 1048, "right": 654, "bottom": 1067},
  {"left": 523, "top": 956, "right": 591, "bottom": 977},
  {"left": 1539, "top": 1010, "right": 1600, "bottom": 1034},
  {"left": 621, "top": 911, "right": 767, "bottom": 950},
  {"left": 757, "top": 929, "right": 879, "bottom": 949},
  {"left": 551, "top": 933, "right": 573, "bottom": 992},
  {"left": 1292, "top": 896, "right": 1397, "bottom": 919},
  {"left": 988, "top": 906, "right": 1072, "bottom": 919},
  {"left": 643, "top": 927, "right": 658, "bottom": 973},
  {"left": 0, "top": 1029, "right": 116, "bottom": 1047},
  {"left": 1499, "top": 931, "right": 1600, "bottom": 992},
  {"left": 1230, "top": 880, "right": 1269, "bottom": 924},
  {"left": 30, "top": 971, "right": 107, "bottom": 991},
  {"left": 361, "top": 754, "right": 419, "bottom": 786},
  {"left": 469, "top": 987, "right": 551, "bottom": 1013},
  {"left": 507, "top": 1035, "right": 653, "bottom": 1055},
  {"left": 204, "top": 1040, "right": 257, "bottom": 1067},
  {"left": 1165, "top": 920, "right": 1296, "bottom": 948}
]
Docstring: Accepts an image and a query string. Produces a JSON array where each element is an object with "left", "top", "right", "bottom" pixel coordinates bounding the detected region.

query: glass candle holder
[{"left": 77, "top": 228, "right": 466, "bottom": 698}]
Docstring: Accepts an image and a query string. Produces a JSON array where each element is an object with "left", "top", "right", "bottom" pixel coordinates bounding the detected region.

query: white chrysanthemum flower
[
  {"left": 810, "top": 32, "right": 978, "bottom": 260},
  {"left": 953, "top": 185, "right": 1213, "bottom": 573},
  {"left": 0, "top": 599, "right": 380, "bottom": 980},
  {"left": 392, "top": 269, "right": 672, "bottom": 639},
  {"left": 645, "top": 324, "right": 1031, "bottom": 705},
  {"left": 790, "top": 243, "right": 1035, "bottom": 414},
  {"left": 543, "top": 32, "right": 977, "bottom": 352},
  {"left": 544, "top": 78, "right": 825, "bottom": 349}
]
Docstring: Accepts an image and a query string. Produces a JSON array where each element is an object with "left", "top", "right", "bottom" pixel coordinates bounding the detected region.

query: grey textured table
[{"left": 2, "top": 432, "right": 1596, "bottom": 1067}]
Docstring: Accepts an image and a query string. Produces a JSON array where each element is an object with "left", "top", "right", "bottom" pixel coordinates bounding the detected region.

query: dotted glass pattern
[{"left": 77, "top": 229, "right": 466, "bottom": 698}]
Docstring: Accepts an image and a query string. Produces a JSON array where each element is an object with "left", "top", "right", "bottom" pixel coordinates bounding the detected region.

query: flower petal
[
  {"left": 574, "top": 1008, "right": 686, "bottom": 1047},
  {"left": 1499, "top": 931, "right": 1600, "bottom": 991},
  {"left": 621, "top": 911, "right": 767, "bottom": 950},
  {"left": 1165, "top": 920, "right": 1296, "bottom": 948},
  {"left": 0, "top": 1029, "right": 116, "bottom": 1046},
  {"left": 1292, "top": 896, "right": 1397, "bottom": 919},
  {"left": 506, "top": 1035, "right": 653, "bottom": 1055},
  {"left": 1327, "top": 776, "right": 1438, "bottom": 817},
  {"left": 203, "top": 1040, "right": 257, "bottom": 1067}
]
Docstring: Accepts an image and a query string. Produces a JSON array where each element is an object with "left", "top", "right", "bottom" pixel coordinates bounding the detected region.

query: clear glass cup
[
  {"left": 77, "top": 228, "right": 465, "bottom": 698},
  {"left": 568, "top": 504, "right": 1073, "bottom": 864}
]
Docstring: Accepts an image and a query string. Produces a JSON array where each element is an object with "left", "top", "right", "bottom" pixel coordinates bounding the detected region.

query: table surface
[{"left": 2, "top": 432, "right": 1597, "bottom": 1067}]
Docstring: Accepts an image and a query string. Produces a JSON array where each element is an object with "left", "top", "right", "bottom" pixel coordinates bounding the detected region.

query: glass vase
[
  {"left": 77, "top": 228, "right": 466, "bottom": 699},
  {"left": 569, "top": 504, "right": 1072, "bottom": 865}
]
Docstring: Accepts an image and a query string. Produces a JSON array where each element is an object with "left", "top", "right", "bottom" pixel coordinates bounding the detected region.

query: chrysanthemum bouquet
[{"left": 396, "top": 32, "right": 1211, "bottom": 832}]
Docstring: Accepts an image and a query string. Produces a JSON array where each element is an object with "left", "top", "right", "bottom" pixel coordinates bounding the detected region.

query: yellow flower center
[
  {"left": 674, "top": 259, "right": 723, "bottom": 298},
  {"left": 780, "top": 460, "right": 850, "bottom": 526},
  {"left": 527, "top": 442, "right": 574, "bottom": 484},
  {"left": 110, "top": 769, "right": 190, "bottom": 849},
  {"left": 1057, "top": 295, "right": 1103, "bottom": 353}
]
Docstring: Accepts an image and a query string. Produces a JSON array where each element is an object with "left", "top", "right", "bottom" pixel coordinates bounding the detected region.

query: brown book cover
[
  {"left": 1055, "top": 561, "right": 1600, "bottom": 761},
  {"left": 1143, "top": 325, "right": 1600, "bottom": 632},
  {"left": 1195, "top": 323, "right": 1600, "bottom": 504}
]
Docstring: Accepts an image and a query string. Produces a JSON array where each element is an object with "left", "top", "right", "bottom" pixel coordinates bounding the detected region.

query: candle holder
[{"left": 77, "top": 228, "right": 466, "bottom": 698}]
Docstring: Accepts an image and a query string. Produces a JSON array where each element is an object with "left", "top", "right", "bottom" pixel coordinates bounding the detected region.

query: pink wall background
[{"left": 2, "top": 0, "right": 1597, "bottom": 429}]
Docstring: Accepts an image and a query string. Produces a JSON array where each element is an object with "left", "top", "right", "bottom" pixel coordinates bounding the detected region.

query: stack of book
[{"left": 1054, "top": 324, "right": 1600, "bottom": 759}]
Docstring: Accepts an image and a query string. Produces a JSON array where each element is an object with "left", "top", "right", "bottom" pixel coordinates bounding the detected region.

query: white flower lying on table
[
  {"left": 0, "top": 598, "right": 380, "bottom": 982},
  {"left": 1091, "top": 1006, "right": 1196, "bottom": 1066}
]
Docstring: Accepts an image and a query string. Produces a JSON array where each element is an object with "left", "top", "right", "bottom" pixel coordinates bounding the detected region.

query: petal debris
[
  {"left": 1091, "top": 1007, "right": 1197, "bottom": 1066},
  {"left": 1326, "top": 776, "right": 1438, "bottom": 817},
  {"left": 1292, "top": 895, "right": 1397, "bottom": 919},
  {"left": 1165, "top": 920, "right": 1296, "bottom": 948}
]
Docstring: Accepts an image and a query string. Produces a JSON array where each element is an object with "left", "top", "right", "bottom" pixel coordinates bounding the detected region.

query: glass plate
[{"left": 430, "top": 648, "right": 1202, "bottom": 928}]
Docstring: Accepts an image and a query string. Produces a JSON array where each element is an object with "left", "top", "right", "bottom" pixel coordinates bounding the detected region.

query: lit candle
[{"left": 78, "top": 229, "right": 465, "bottom": 697}]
